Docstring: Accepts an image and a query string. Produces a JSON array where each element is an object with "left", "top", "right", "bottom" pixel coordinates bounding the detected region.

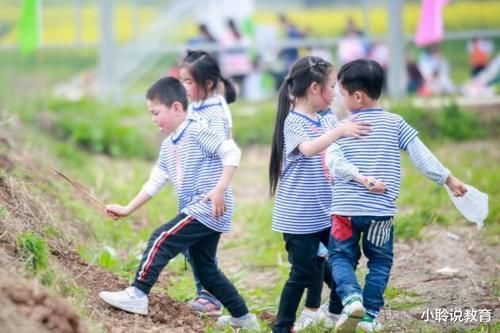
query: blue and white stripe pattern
[
  {"left": 366, "top": 218, "right": 393, "bottom": 247},
  {"left": 319, "top": 108, "right": 338, "bottom": 129},
  {"left": 331, "top": 109, "right": 418, "bottom": 217},
  {"left": 188, "top": 95, "right": 231, "bottom": 139},
  {"left": 155, "top": 117, "right": 233, "bottom": 232},
  {"left": 272, "top": 111, "right": 335, "bottom": 234}
]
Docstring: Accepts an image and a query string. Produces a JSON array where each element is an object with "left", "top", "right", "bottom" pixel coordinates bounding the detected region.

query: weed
[{"left": 17, "top": 232, "right": 50, "bottom": 274}]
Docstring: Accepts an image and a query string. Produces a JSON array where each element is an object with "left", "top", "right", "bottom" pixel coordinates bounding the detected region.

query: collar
[
  {"left": 350, "top": 108, "right": 384, "bottom": 115},
  {"left": 170, "top": 118, "right": 192, "bottom": 144},
  {"left": 191, "top": 95, "right": 223, "bottom": 111},
  {"left": 291, "top": 110, "right": 322, "bottom": 127}
]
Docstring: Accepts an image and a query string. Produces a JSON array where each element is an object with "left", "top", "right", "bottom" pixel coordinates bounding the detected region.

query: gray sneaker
[{"left": 216, "top": 313, "right": 260, "bottom": 330}]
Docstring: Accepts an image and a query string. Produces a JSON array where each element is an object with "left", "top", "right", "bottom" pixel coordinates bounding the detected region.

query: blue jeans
[{"left": 328, "top": 215, "right": 394, "bottom": 317}]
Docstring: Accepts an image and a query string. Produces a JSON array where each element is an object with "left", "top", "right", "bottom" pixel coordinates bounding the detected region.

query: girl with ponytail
[
  {"left": 269, "top": 56, "right": 371, "bottom": 332},
  {"left": 179, "top": 49, "right": 239, "bottom": 316}
]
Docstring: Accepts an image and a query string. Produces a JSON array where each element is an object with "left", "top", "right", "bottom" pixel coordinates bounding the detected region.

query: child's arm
[
  {"left": 106, "top": 161, "right": 170, "bottom": 220},
  {"left": 326, "top": 143, "right": 386, "bottom": 193},
  {"left": 106, "top": 191, "right": 151, "bottom": 220},
  {"left": 298, "top": 118, "right": 370, "bottom": 157},
  {"left": 202, "top": 139, "right": 241, "bottom": 217},
  {"left": 406, "top": 137, "right": 467, "bottom": 196}
]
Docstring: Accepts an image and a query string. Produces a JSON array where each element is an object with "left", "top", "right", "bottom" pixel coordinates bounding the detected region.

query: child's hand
[
  {"left": 445, "top": 175, "right": 467, "bottom": 197},
  {"left": 340, "top": 117, "right": 371, "bottom": 138},
  {"left": 355, "top": 175, "right": 386, "bottom": 193},
  {"left": 105, "top": 204, "right": 130, "bottom": 220},
  {"left": 202, "top": 186, "right": 226, "bottom": 218}
]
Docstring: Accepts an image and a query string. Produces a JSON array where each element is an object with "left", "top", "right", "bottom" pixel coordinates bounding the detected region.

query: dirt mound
[
  {"left": 56, "top": 250, "right": 207, "bottom": 333},
  {"left": 0, "top": 130, "right": 206, "bottom": 333},
  {"left": 381, "top": 226, "right": 500, "bottom": 330},
  {"left": 1, "top": 280, "right": 86, "bottom": 333}
]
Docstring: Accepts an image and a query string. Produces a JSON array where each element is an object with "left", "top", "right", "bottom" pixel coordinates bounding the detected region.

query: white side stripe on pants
[{"left": 137, "top": 215, "right": 193, "bottom": 281}]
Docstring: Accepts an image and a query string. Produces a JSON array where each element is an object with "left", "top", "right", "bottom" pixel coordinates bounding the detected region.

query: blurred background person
[
  {"left": 467, "top": 36, "right": 494, "bottom": 77},
  {"left": 219, "top": 19, "right": 253, "bottom": 97}
]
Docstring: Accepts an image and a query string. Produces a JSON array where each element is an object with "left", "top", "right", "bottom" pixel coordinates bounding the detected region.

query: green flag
[{"left": 18, "top": 0, "right": 40, "bottom": 54}]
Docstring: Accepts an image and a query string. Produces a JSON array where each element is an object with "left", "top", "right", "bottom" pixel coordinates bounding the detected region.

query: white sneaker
[
  {"left": 216, "top": 313, "right": 260, "bottom": 330},
  {"left": 316, "top": 303, "right": 340, "bottom": 329},
  {"left": 335, "top": 298, "right": 365, "bottom": 333},
  {"left": 358, "top": 317, "right": 383, "bottom": 332},
  {"left": 99, "top": 287, "right": 148, "bottom": 315},
  {"left": 293, "top": 309, "right": 317, "bottom": 331}
]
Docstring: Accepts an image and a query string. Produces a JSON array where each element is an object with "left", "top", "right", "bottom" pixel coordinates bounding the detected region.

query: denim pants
[
  {"left": 273, "top": 228, "right": 342, "bottom": 333},
  {"left": 328, "top": 215, "right": 394, "bottom": 317}
]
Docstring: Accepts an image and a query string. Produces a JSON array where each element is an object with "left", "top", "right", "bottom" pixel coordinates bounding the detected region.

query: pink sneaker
[{"left": 188, "top": 293, "right": 223, "bottom": 316}]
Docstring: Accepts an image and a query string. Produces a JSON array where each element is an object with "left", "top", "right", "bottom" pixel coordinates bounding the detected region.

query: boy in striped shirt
[
  {"left": 325, "top": 59, "right": 467, "bottom": 333},
  {"left": 99, "top": 77, "right": 259, "bottom": 330}
]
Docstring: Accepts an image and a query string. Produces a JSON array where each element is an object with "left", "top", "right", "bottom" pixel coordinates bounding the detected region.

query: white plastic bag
[{"left": 445, "top": 184, "right": 488, "bottom": 229}]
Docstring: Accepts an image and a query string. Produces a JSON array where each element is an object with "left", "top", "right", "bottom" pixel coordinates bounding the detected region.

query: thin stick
[{"left": 50, "top": 166, "right": 106, "bottom": 209}]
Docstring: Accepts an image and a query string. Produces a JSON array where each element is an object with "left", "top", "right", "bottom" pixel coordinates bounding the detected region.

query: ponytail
[
  {"left": 221, "top": 76, "right": 237, "bottom": 104},
  {"left": 269, "top": 55, "right": 333, "bottom": 196},
  {"left": 269, "top": 79, "right": 292, "bottom": 196}
]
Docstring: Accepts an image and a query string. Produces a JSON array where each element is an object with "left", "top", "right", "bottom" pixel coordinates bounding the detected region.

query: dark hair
[
  {"left": 269, "top": 56, "right": 334, "bottom": 196},
  {"left": 198, "top": 23, "right": 216, "bottom": 43},
  {"left": 146, "top": 77, "right": 188, "bottom": 110},
  {"left": 181, "top": 50, "right": 237, "bottom": 104},
  {"left": 227, "top": 19, "right": 241, "bottom": 40},
  {"left": 337, "top": 59, "right": 384, "bottom": 100}
]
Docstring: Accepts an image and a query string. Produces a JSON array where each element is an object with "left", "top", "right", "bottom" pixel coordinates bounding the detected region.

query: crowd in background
[{"left": 176, "top": 15, "right": 499, "bottom": 100}]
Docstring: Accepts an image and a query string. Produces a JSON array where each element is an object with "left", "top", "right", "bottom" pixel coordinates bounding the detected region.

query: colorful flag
[
  {"left": 18, "top": 0, "right": 40, "bottom": 54},
  {"left": 414, "top": 0, "right": 450, "bottom": 47}
]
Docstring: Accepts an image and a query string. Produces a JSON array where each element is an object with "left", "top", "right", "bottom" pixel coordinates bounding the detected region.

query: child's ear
[
  {"left": 310, "top": 81, "right": 321, "bottom": 95},
  {"left": 354, "top": 91, "right": 363, "bottom": 103},
  {"left": 173, "top": 101, "right": 184, "bottom": 114}
]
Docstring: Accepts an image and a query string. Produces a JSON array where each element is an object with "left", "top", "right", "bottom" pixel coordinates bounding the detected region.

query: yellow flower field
[{"left": 1, "top": 1, "right": 499, "bottom": 45}]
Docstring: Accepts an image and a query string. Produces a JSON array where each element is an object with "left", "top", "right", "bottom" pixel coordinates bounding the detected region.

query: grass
[{"left": 1, "top": 38, "right": 499, "bottom": 331}]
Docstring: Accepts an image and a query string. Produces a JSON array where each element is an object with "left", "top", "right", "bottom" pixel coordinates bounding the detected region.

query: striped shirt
[
  {"left": 319, "top": 108, "right": 338, "bottom": 129},
  {"left": 331, "top": 109, "right": 418, "bottom": 216},
  {"left": 272, "top": 111, "right": 336, "bottom": 234},
  {"left": 149, "top": 117, "right": 233, "bottom": 233},
  {"left": 188, "top": 95, "right": 232, "bottom": 139}
]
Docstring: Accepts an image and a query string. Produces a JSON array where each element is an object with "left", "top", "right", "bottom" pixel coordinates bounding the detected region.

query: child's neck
[
  {"left": 352, "top": 100, "right": 381, "bottom": 112},
  {"left": 193, "top": 92, "right": 217, "bottom": 104},
  {"left": 293, "top": 100, "right": 318, "bottom": 118},
  {"left": 169, "top": 116, "right": 188, "bottom": 136}
]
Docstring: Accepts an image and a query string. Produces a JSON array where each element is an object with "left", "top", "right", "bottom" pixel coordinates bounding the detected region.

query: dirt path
[{"left": 383, "top": 226, "right": 499, "bottom": 330}]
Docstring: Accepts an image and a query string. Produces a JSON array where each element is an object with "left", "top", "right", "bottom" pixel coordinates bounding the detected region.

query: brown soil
[
  {"left": 1, "top": 279, "right": 85, "bottom": 333},
  {"left": 0, "top": 132, "right": 207, "bottom": 333},
  {"left": 380, "top": 226, "right": 500, "bottom": 331},
  {"left": 55, "top": 250, "right": 207, "bottom": 333}
]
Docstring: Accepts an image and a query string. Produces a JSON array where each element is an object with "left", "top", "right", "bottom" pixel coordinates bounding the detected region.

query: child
[
  {"left": 268, "top": 56, "right": 372, "bottom": 333},
  {"left": 326, "top": 59, "right": 467, "bottom": 333},
  {"left": 178, "top": 49, "right": 236, "bottom": 315},
  {"left": 99, "top": 77, "right": 259, "bottom": 330}
]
